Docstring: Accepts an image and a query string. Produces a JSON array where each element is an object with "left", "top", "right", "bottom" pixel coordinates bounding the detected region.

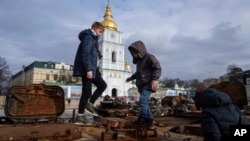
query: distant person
[
  {"left": 122, "top": 96, "right": 128, "bottom": 104},
  {"left": 195, "top": 88, "right": 250, "bottom": 141},
  {"left": 67, "top": 99, "right": 71, "bottom": 106},
  {"left": 73, "top": 21, "right": 107, "bottom": 124},
  {"left": 126, "top": 40, "right": 161, "bottom": 129}
]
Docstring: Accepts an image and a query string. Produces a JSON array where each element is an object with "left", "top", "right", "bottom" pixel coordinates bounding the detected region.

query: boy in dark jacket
[
  {"left": 197, "top": 88, "right": 250, "bottom": 141},
  {"left": 126, "top": 41, "right": 161, "bottom": 129},
  {"left": 73, "top": 21, "right": 107, "bottom": 124}
]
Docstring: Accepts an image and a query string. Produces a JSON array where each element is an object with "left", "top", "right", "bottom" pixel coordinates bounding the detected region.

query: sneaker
[
  {"left": 85, "top": 103, "right": 99, "bottom": 117},
  {"left": 146, "top": 118, "right": 155, "bottom": 129},
  {"left": 75, "top": 115, "right": 91, "bottom": 125},
  {"left": 132, "top": 116, "right": 146, "bottom": 128}
]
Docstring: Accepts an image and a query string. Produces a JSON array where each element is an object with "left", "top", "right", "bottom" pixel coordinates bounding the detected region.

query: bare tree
[
  {"left": 0, "top": 56, "right": 11, "bottom": 95},
  {"left": 188, "top": 79, "right": 205, "bottom": 93},
  {"left": 227, "top": 64, "right": 241, "bottom": 74},
  {"left": 226, "top": 64, "right": 243, "bottom": 82},
  {"left": 159, "top": 76, "right": 175, "bottom": 88}
]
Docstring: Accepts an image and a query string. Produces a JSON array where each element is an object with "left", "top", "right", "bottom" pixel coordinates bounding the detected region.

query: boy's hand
[
  {"left": 126, "top": 77, "right": 132, "bottom": 82},
  {"left": 151, "top": 80, "right": 158, "bottom": 91},
  {"left": 87, "top": 71, "right": 93, "bottom": 79}
]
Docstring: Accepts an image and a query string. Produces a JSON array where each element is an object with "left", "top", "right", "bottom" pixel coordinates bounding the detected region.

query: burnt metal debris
[
  {"left": 96, "top": 94, "right": 197, "bottom": 118},
  {"left": 5, "top": 84, "right": 65, "bottom": 120},
  {"left": 1, "top": 83, "right": 249, "bottom": 140},
  {"left": 96, "top": 95, "right": 131, "bottom": 117}
]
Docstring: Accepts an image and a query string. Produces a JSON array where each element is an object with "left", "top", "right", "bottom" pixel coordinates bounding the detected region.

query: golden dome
[
  {"left": 101, "top": 4, "right": 117, "bottom": 31},
  {"left": 125, "top": 60, "right": 131, "bottom": 70}
]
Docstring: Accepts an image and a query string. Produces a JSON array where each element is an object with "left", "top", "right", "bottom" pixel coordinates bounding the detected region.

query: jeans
[
  {"left": 78, "top": 70, "right": 107, "bottom": 114},
  {"left": 139, "top": 89, "right": 152, "bottom": 119}
]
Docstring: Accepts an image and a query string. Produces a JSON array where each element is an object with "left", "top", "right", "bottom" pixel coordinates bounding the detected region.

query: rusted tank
[
  {"left": 5, "top": 84, "right": 65, "bottom": 120},
  {"left": 0, "top": 84, "right": 82, "bottom": 140},
  {"left": 161, "top": 95, "right": 196, "bottom": 113},
  {"left": 96, "top": 95, "right": 131, "bottom": 117},
  {"left": 209, "top": 81, "right": 247, "bottom": 109}
]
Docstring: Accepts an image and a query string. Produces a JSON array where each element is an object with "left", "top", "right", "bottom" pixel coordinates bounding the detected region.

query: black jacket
[
  {"left": 200, "top": 88, "right": 250, "bottom": 141},
  {"left": 128, "top": 41, "right": 161, "bottom": 92},
  {"left": 73, "top": 29, "right": 99, "bottom": 78}
]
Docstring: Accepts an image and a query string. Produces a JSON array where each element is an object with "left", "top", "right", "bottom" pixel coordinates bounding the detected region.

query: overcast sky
[{"left": 1, "top": 0, "right": 250, "bottom": 81}]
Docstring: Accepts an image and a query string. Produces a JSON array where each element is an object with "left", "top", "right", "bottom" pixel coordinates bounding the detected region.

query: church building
[{"left": 99, "top": 3, "right": 133, "bottom": 97}]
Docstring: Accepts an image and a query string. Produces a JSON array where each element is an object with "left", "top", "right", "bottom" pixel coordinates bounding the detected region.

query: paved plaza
[{"left": 0, "top": 98, "right": 100, "bottom": 119}]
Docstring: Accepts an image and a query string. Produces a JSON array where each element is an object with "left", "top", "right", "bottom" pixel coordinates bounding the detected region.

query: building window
[
  {"left": 54, "top": 74, "right": 58, "bottom": 81},
  {"left": 112, "top": 88, "right": 117, "bottom": 97},
  {"left": 112, "top": 51, "right": 116, "bottom": 62},
  {"left": 46, "top": 74, "right": 50, "bottom": 80}
]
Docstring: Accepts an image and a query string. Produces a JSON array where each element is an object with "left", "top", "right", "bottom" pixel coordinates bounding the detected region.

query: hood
[
  {"left": 128, "top": 41, "right": 148, "bottom": 57},
  {"left": 200, "top": 88, "right": 232, "bottom": 108},
  {"left": 128, "top": 41, "right": 148, "bottom": 64},
  {"left": 78, "top": 29, "right": 97, "bottom": 41}
]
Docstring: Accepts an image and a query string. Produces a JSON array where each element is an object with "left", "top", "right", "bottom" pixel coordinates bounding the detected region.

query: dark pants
[{"left": 78, "top": 70, "right": 107, "bottom": 114}]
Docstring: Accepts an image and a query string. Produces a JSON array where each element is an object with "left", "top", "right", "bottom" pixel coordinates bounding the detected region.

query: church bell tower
[{"left": 98, "top": 3, "right": 132, "bottom": 97}]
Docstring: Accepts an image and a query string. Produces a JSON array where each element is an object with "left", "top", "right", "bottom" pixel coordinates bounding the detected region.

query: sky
[{"left": 1, "top": 0, "right": 250, "bottom": 81}]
